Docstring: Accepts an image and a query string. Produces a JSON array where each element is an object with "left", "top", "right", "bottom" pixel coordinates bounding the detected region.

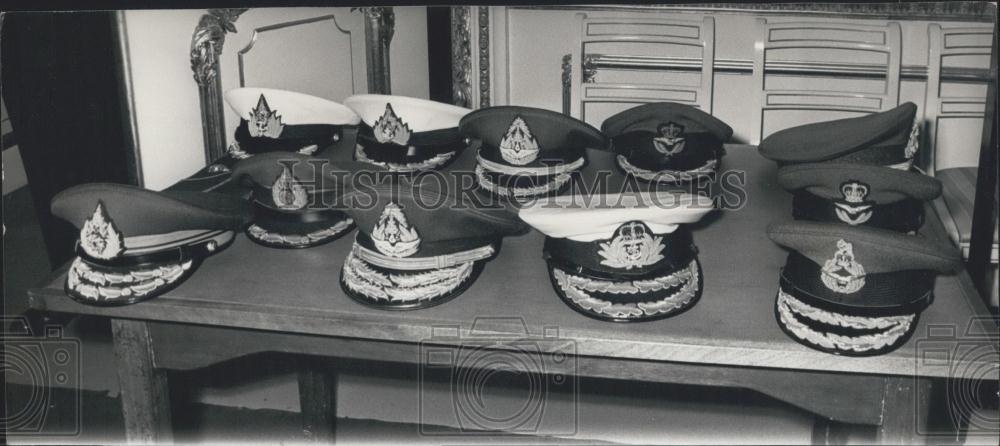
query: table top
[{"left": 29, "top": 145, "right": 998, "bottom": 378}]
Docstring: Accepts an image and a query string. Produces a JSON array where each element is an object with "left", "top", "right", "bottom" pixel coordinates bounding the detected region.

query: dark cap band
[
  {"left": 791, "top": 191, "right": 925, "bottom": 233},
  {"left": 611, "top": 131, "right": 722, "bottom": 172},
  {"left": 543, "top": 226, "right": 697, "bottom": 280},
  {"left": 76, "top": 231, "right": 228, "bottom": 269},
  {"left": 780, "top": 252, "right": 934, "bottom": 316},
  {"left": 234, "top": 120, "right": 342, "bottom": 154}
]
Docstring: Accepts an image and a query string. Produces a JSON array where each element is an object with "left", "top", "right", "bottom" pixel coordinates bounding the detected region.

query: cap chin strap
[
  {"left": 616, "top": 155, "right": 717, "bottom": 182},
  {"left": 355, "top": 144, "right": 455, "bottom": 172},
  {"left": 477, "top": 155, "right": 584, "bottom": 176},
  {"left": 475, "top": 164, "right": 570, "bottom": 198},
  {"left": 353, "top": 242, "right": 494, "bottom": 271},
  {"left": 76, "top": 230, "right": 231, "bottom": 268},
  {"left": 246, "top": 218, "right": 354, "bottom": 248}
]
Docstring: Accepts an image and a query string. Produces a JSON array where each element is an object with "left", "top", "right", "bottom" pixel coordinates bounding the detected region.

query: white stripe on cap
[
  {"left": 225, "top": 88, "right": 361, "bottom": 126},
  {"left": 519, "top": 192, "right": 714, "bottom": 241},
  {"left": 344, "top": 94, "right": 471, "bottom": 132}
]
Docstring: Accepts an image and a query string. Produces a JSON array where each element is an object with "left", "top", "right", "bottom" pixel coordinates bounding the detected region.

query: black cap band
[
  {"left": 611, "top": 131, "right": 722, "bottom": 172},
  {"left": 543, "top": 226, "right": 697, "bottom": 280},
  {"left": 780, "top": 252, "right": 934, "bottom": 316},
  {"left": 234, "top": 120, "right": 341, "bottom": 154},
  {"left": 790, "top": 191, "right": 925, "bottom": 233},
  {"left": 355, "top": 231, "right": 499, "bottom": 260},
  {"left": 477, "top": 143, "right": 583, "bottom": 169},
  {"left": 76, "top": 233, "right": 226, "bottom": 269}
]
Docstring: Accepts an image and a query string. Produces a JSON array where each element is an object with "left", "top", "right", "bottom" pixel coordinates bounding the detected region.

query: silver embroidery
[
  {"left": 834, "top": 181, "right": 873, "bottom": 225},
  {"left": 651, "top": 122, "right": 686, "bottom": 156},
  {"left": 246, "top": 218, "right": 354, "bottom": 247},
  {"left": 904, "top": 122, "right": 920, "bottom": 160},
  {"left": 372, "top": 103, "right": 412, "bottom": 145},
  {"left": 776, "top": 288, "right": 913, "bottom": 353},
  {"left": 597, "top": 222, "right": 666, "bottom": 270},
  {"left": 499, "top": 116, "right": 540, "bottom": 165},
  {"left": 228, "top": 140, "right": 251, "bottom": 159},
  {"left": 355, "top": 144, "right": 454, "bottom": 172},
  {"left": 616, "top": 155, "right": 717, "bottom": 183},
  {"left": 820, "top": 239, "right": 866, "bottom": 294},
  {"left": 475, "top": 164, "right": 570, "bottom": 198},
  {"left": 271, "top": 166, "right": 308, "bottom": 211},
  {"left": 67, "top": 257, "right": 194, "bottom": 301},
  {"left": 552, "top": 259, "right": 699, "bottom": 319},
  {"left": 248, "top": 94, "right": 284, "bottom": 139},
  {"left": 341, "top": 251, "right": 473, "bottom": 303},
  {"left": 371, "top": 203, "right": 420, "bottom": 257},
  {"left": 80, "top": 203, "right": 124, "bottom": 260}
]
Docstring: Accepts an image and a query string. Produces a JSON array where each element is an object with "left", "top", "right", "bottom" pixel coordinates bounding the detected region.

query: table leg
[
  {"left": 878, "top": 376, "right": 933, "bottom": 445},
  {"left": 111, "top": 319, "right": 174, "bottom": 444},
  {"left": 811, "top": 417, "right": 854, "bottom": 445},
  {"left": 297, "top": 357, "right": 337, "bottom": 444}
]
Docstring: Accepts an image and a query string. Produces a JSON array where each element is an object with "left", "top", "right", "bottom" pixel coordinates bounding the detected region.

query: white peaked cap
[
  {"left": 344, "top": 94, "right": 471, "bottom": 132},
  {"left": 519, "top": 192, "right": 715, "bottom": 242},
  {"left": 225, "top": 88, "right": 361, "bottom": 126}
]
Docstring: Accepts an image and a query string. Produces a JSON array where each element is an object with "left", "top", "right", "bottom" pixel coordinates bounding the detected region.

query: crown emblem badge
[
  {"left": 598, "top": 221, "right": 666, "bottom": 270},
  {"left": 499, "top": 116, "right": 540, "bottom": 165},
  {"left": 371, "top": 202, "right": 421, "bottom": 258},
  {"left": 248, "top": 94, "right": 284, "bottom": 139},
  {"left": 80, "top": 202, "right": 125, "bottom": 260},
  {"left": 652, "top": 121, "right": 686, "bottom": 156},
  {"left": 821, "top": 239, "right": 866, "bottom": 294},
  {"left": 834, "top": 181, "right": 873, "bottom": 225},
  {"left": 272, "top": 166, "right": 309, "bottom": 210},
  {"left": 372, "top": 103, "right": 412, "bottom": 146}
]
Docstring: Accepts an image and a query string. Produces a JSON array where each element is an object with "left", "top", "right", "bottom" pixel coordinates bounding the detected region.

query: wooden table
[{"left": 28, "top": 145, "right": 998, "bottom": 444}]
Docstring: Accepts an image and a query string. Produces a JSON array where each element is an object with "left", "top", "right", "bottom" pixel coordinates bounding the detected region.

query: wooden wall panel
[{"left": 480, "top": 7, "right": 991, "bottom": 165}]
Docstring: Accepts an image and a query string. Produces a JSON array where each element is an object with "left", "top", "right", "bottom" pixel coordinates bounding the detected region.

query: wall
[
  {"left": 494, "top": 8, "right": 990, "bottom": 169},
  {"left": 124, "top": 7, "right": 430, "bottom": 190}
]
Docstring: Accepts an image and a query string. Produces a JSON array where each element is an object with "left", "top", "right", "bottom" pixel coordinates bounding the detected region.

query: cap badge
[
  {"left": 598, "top": 221, "right": 666, "bottom": 270},
  {"left": 249, "top": 94, "right": 284, "bottom": 139},
  {"left": 821, "top": 239, "right": 866, "bottom": 294},
  {"left": 371, "top": 202, "right": 421, "bottom": 258},
  {"left": 652, "top": 122, "right": 686, "bottom": 156},
  {"left": 373, "top": 103, "right": 412, "bottom": 146},
  {"left": 80, "top": 202, "right": 125, "bottom": 260},
  {"left": 834, "top": 181, "right": 873, "bottom": 225},
  {"left": 499, "top": 116, "right": 540, "bottom": 165},
  {"left": 904, "top": 123, "right": 920, "bottom": 160},
  {"left": 272, "top": 166, "right": 308, "bottom": 211}
]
